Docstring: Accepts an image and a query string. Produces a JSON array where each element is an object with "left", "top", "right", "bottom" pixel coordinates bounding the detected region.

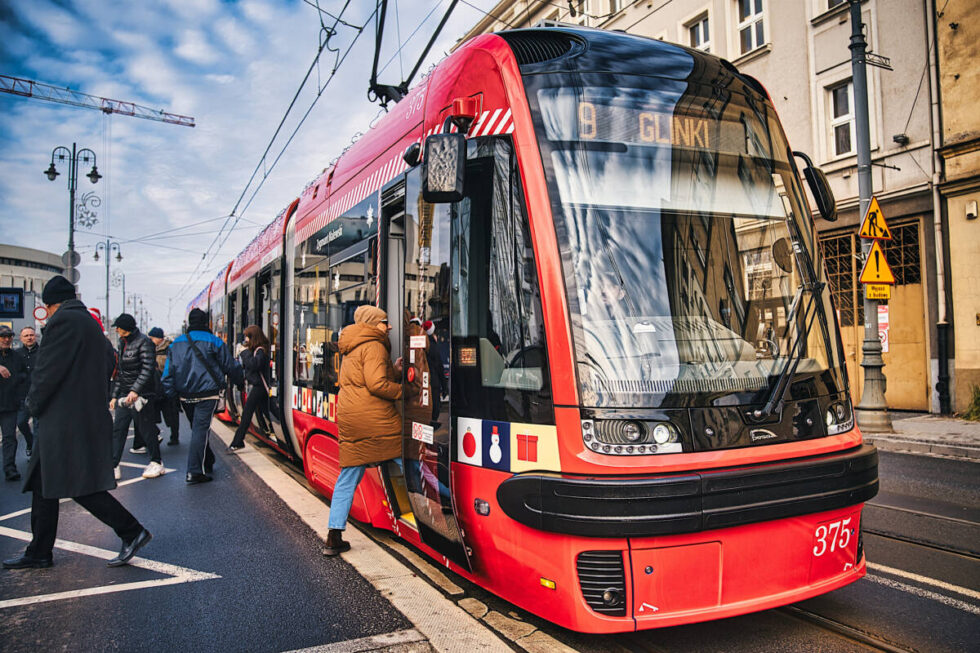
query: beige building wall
[
  {"left": 937, "top": 0, "right": 980, "bottom": 412},
  {"left": 460, "top": 0, "right": 941, "bottom": 411}
]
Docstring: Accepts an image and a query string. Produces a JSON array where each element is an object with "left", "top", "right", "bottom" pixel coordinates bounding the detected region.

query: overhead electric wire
[
  {"left": 174, "top": 1, "right": 376, "bottom": 302},
  {"left": 457, "top": 0, "right": 518, "bottom": 29}
]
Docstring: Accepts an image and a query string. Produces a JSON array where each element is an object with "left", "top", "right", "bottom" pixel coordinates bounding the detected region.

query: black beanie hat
[
  {"left": 42, "top": 275, "right": 77, "bottom": 305},
  {"left": 112, "top": 313, "right": 137, "bottom": 332},
  {"left": 187, "top": 308, "right": 210, "bottom": 331}
]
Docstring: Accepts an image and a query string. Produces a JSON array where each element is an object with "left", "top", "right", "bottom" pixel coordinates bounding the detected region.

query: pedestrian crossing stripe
[
  {"left": 859, "top": 240, "right": 896, "bottom": 285},
  {"left": 859, "top": 197, "right": 892, "bottom": 240}
]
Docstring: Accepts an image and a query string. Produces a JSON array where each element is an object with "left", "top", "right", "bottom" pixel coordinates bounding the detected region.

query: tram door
[
  {"left": 225, "top": 289, "right": 241, "bottom": 421},
  {"left": 396, "top": 169, "right": 471, "bottom": 570},
  {"left": 255, "top": 264, "right": 291, "bottom": 452}
]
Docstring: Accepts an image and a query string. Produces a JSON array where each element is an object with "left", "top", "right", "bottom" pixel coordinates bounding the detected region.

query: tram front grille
[{"left": 576, "top": 550, "right": 627, "bottom": 617}]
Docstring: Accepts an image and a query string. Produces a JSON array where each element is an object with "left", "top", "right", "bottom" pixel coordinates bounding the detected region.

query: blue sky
[{"left": 0, "top": 0, "right": 498, "bottom": 331}]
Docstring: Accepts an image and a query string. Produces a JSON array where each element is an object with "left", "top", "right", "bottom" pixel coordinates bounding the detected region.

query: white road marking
[
  {"left": 281, "top": 628, "right": 426, "bottom": 653},
  {"left": 867, "top": 562, "right": 980, "bottom": 601},
  {"left": 866, "top": 562, "right": 980, "bottom": 615},
  {"left": 0, "top": 464, "right": 177, "bottom": 523},
  {"left": 0, "top": 525, "right": 220, "bottom": 610}
]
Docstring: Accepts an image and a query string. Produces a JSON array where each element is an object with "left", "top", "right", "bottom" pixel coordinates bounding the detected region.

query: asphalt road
[
  {"left": 0, "top": 416, "right": 412, "bottom": 653},
  {"left": 2, "top": 416, "right": 976, "bottom": 653}
]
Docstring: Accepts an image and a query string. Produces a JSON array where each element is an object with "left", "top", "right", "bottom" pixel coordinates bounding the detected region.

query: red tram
[{"left": 190, "top": 27, "right": 878, "bottom": 633}]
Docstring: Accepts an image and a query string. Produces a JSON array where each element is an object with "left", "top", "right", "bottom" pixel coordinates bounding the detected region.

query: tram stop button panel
[{"left": 631, "top": 542, "right": 722, "bottom": 619}]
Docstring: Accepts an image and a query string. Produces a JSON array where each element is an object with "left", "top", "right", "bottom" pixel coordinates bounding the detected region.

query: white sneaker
[
  {"left": 142, "top": 461, "right": 166, "bottom": 479},
  {"left": 114, "top": 466, "right": 122, "bottom": 480},
  {"left": 129, "top": 446, "right": 147, "bottom": 454},
  {"left": 158, "top": 435, "right": 163, "bottom": 443}
]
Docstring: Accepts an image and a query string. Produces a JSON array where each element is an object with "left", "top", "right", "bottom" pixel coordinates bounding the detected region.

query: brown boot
[{"left": 322, "top": 529, "right": 351, "bottom": 556}]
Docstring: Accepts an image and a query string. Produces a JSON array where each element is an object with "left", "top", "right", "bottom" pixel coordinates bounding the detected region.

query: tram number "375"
[{"left": 812, "top": 517, "right": 853, "bottom": 557}]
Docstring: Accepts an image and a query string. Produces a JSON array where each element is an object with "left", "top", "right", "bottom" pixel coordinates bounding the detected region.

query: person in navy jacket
[{"left": 162, "top": 309, "right": 242, "bottom": 484}]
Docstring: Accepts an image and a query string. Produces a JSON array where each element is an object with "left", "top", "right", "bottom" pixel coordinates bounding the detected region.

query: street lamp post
[
  {"left": 94, "top": 241, "right": 122, "bottom": 325},
  {"left": 44, "top": 143, "right": 102, "bottom": 288},
  {"left": 112, "top": 269, "right": 126, "bottom": 315}
]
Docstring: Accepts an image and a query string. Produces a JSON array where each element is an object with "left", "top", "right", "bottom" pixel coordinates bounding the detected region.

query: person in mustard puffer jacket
[{"left": 323, "top": 305, "right": 402, "bottom": 556}]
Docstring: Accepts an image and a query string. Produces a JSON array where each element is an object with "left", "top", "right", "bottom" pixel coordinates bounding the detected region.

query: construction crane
[{"left": 0, "top": 74, "right": 195, "bottom": 127}]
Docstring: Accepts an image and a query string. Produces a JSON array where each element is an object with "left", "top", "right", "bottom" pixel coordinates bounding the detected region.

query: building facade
[
  {"left": 936, "top": 0, "right": 980, "bottom": 412},
  {"left": 0, "top": 244, "right": 64, "bottom": 293},
  {"left": 459, "top": 0, "right": 970, "bottom": 413}
]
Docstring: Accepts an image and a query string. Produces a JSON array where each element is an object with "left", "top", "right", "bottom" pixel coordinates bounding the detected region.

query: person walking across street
[
  {"left": 110, "top": 313, "right": 165, "bottom": 480},
  {"left": 148, "top": 327, "right": 180, "bottom": 446},
  {"left": 15, "top": 326, "right": 39, "bottom": 458},
  {"left": 162, "top": 308, "right": 242, "bottom": 484},
  {"left": 0, "top": 326, "right": 28, "bottom": 481},
  {"left": 2, "top": 276, "right": 151, "bottom": 570},
  {"left": 228, "top": 325, "right": 271, "bottom": 452},
  {"left": 323, "top": 306, "right": 403, "bottom": 556}
]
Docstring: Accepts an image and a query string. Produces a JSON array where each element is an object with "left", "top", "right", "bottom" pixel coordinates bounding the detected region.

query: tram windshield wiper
[{"left": 753, "top": 280, "right": 824, "bottom": 421}]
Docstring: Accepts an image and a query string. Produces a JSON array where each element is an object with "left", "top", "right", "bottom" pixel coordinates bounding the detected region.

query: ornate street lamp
[
  {"left": 44, "top": 143, "right": 101, "bottom": 287},
  {"left": 94, "top": 240, "right": 122, "bottom": 322}
]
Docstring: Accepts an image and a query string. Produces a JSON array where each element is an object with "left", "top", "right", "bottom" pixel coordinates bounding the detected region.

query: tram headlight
[
  {"left": 652, "top": 423, "right": 672, "bottom": 444},
  {"left": 623, "top": 421, "right": 643, "bottom": 442},
  {"left": 825, "top": 401, "right": 854, "bottom": 435},
  {"left": 586, "top": 419, "right": 683, "bottom": 455}
]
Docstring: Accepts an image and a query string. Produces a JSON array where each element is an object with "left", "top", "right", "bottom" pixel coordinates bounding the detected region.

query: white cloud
[
  {"left": 174, "top": 29, "right": 222, "bottom": 66},
  {"left": 213, "top": 17, "right": 255, "bottom": 56},
  {"left": 0, "top": 0, "right": 502, "bottom": 330}
]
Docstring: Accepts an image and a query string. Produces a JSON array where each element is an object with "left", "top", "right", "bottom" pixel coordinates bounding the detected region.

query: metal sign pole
[{"left": 850, "top": 0, "right": 892, "bottom": 432}]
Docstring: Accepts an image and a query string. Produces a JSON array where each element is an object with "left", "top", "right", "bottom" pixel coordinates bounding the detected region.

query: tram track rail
[
  {"left": 238, "top": 430, "right": 973, "bottom": 652},
  {"left": 776, "top": 605, "right": 919, "bottom": 653}
]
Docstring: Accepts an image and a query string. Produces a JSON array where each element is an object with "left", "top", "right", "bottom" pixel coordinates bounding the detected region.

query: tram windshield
[{"left": 527, "top": 73, "right": 846, "bottom": 408}]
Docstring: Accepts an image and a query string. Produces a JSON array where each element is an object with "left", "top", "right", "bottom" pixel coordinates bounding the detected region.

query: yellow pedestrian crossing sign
[
  {"left": 859, "top": 197, "right": 892, "bottom": 240},
  {"left": 859, "top": 240, "right": 896, "bottom": 285}
]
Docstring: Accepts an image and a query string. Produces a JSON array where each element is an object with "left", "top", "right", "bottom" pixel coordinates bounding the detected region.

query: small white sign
[
  {"left": 411, "top": 421, "right": 434, "bottom": 444},
  {"left": 878, "top": 304, "right": 890, "bottom": 353},
  {"left": 421, "top": 389, "right": 429, "bottom": 407},
  {"left": 410, "top": 335, "right": 427, "bottom": 349},
  {"left": 409, "top": 349, "right": 415, "bottom": 364},
  {"left": 422, "top": 372, "right": 429, "bottom": 388}
]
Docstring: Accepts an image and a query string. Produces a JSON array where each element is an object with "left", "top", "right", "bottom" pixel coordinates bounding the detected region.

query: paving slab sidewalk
[{"left": 862, "top": 412, "right": 980, "bottom": 460}]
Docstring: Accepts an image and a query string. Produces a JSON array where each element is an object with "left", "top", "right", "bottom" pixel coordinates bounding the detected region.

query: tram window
[
  {"left": 451, "top": 138, "right": 553, "bottom": 424},
  {"left": 294, "top": 232, "right": 377, "bottom": 397}
]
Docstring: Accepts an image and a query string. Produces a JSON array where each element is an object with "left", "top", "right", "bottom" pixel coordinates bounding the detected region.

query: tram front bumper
[{"left": 495, "top": 443, "right": 878, "bottom": 538}]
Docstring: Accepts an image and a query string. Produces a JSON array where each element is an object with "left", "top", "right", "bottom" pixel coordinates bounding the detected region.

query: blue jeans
[
  {"left": 181, "top": 399, "right": 217, "bottom": 475},
  {"left": 328, "top": 458, "right": 402, "bottom": 531}
]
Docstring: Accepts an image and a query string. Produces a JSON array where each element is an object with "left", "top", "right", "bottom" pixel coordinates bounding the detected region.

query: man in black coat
[
  {"left": 0, "top": 325, "right": 28, "bottom": 481},
  {"left": 3, "top": 276, "right": 151, "bottom": 570},
  {"left": 110, "top": 313, "right": 164, "bottom": 480},
  {"left": 15, "top": 326, "right": 39, "bottom": 458}
]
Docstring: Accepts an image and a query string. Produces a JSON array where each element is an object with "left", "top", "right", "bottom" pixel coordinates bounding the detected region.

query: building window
[
  {"left": 736, "top": 0, "right": 765, "bottom": 55},
  {"left": 688, "top": 14, "right": 710, "bottom": 52},
  {"left": 828, "top": 81, "right": 854, "bottom": 157},
  {"left": 610, "top": 0, "right": 626, "bottom": 12}
]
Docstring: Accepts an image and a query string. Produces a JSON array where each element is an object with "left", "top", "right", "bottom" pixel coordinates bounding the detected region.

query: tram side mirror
[
  {"left": 422, "top": 133, "right": 465, "bottom": 203},
  {"left": 793, "top": 151, "right": 837, "bottom": 222}
]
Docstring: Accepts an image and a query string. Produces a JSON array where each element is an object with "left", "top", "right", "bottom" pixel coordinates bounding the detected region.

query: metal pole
[
  {"left": 105, "top": 238, "right": 110, "bottom": 322},
  {"left": 850, "top": 0, "right": 893, "bottom": 432},
  {"left": 67, "top": 143, "right": 77, "bottom": 288}
]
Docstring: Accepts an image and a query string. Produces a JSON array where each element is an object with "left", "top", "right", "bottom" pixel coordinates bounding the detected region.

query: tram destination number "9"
[{"left": 812, "top": 517, "right": 853, "bottom": 557}]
